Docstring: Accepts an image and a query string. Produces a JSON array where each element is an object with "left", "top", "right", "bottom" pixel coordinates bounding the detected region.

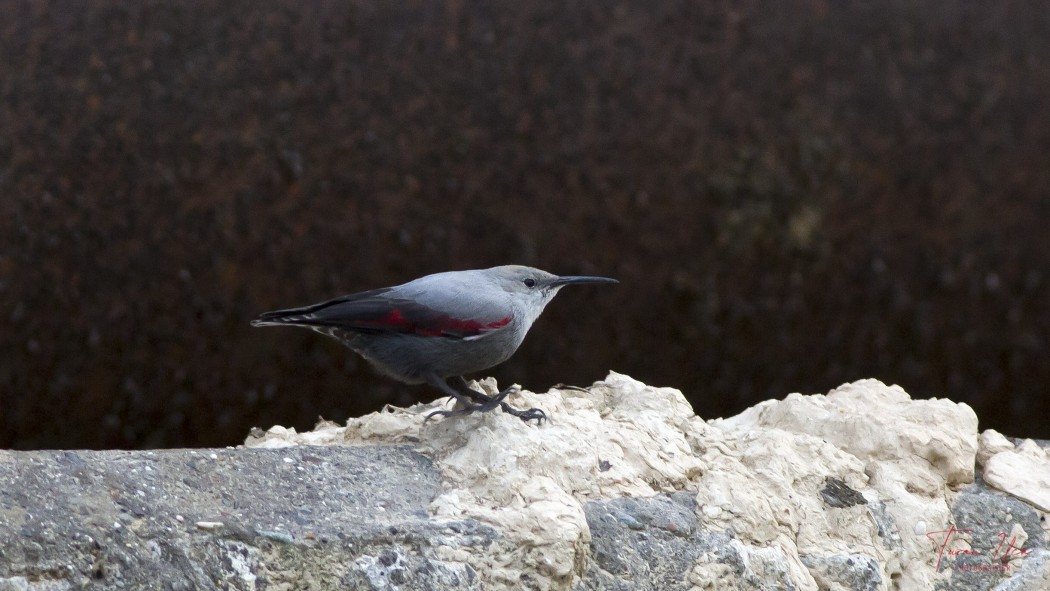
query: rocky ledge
[{"left": 1, "top": 373, "right": 1048, "bottom": 590}]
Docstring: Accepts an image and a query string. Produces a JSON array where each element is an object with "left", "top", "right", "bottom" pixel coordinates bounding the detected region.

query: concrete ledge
[{"left": 2, "top": 373, "right": 1048, "bottom": 590}]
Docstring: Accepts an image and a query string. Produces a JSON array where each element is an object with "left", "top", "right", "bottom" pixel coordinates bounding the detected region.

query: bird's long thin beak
[{"left": 547, "top": 275, "right": 619, "bottom": 287}]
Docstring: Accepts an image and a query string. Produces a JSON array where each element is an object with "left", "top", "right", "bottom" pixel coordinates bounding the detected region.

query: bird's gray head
[{"left": 486, "top": 265, "right": 618, "bottom": 325}]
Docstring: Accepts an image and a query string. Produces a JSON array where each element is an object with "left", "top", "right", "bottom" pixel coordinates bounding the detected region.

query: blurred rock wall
[{"left": 2, "top": 0, "right": 1049, "bottom": 448}]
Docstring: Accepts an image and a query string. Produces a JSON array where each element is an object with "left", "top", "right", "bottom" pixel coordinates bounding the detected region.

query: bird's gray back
[
  {"left": 392, "top": 269, "right": 523, "bottom": 327},
  {"left": 338, "top": 269, "right": 532, "bottom": 382}
]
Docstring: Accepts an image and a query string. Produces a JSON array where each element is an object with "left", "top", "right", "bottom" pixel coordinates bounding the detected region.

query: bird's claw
[
  {"left": 500, "top": 404, "right": 546, "bottom": 424},
  {"left": 424, "top": 385, "right": 545, "bottom": 425},
  {"left": 483, "top": 386, "right": 546, "bottom": 424}
]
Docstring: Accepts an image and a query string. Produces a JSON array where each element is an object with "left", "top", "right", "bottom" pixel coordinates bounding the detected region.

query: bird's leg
[
  {"left": 423, "top": 375, "right": 483, "bottom": 421},
  {"left": 451, "top": 376, "right": 513, "bottom": 413},
  {"left": 453, "top": 377, "right": 546, "bottom": 424},
  {"left": 452, "top": 381, "right": 496, "bottom": 405}
]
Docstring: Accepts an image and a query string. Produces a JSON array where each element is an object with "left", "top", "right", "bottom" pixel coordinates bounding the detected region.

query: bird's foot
[
  {"left": 474, "top": 386, "right": 546, "bottom": 424},
  {"left": 424, "top": 386, "right": 545, "bottom": 424},
  {"left": 423, "top": 391, "right": 495, "bottom": 423},
  {"left": 498, "top": 403, "right": 547, "bottom": 424},
  {"left": 474, "top": 385, "right": 514, "bottom": 411}
]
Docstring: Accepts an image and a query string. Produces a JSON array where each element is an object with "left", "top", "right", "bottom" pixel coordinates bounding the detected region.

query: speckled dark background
[{"left": 3, "top": 1, "right": 1049, "bottom": 449}]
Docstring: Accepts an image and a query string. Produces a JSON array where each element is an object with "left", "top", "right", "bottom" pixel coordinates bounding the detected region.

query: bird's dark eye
[{"left": 523, "top": 278, "right": 536, "bottom": 288}]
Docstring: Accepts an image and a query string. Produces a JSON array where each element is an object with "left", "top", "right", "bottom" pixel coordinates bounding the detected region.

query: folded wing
[{"left": 251, "top": 288, "right": 511, "bottom": 340}]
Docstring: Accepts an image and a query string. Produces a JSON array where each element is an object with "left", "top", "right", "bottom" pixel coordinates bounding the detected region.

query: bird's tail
[
  {"left": 251, "top": 288, "right": 390, "bottom": 330},
  {"left": 250, "top": 306, "right": 322, "bottom": 327}
]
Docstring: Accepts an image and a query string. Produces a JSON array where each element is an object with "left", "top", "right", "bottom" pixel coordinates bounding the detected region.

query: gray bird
[{"left": 251, "top": 265, "right": 617, "bottom": 422}]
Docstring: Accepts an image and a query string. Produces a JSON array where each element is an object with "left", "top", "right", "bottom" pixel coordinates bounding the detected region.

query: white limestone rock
[
  {"left": 977, "top": 428, "right": 1015, "bottom": 468},
  {"left": 983, "top": 438, "right": 1050, "bottom": 513},
  {"left": 245, "top": 373, "right": 994, "bottom": 591}
]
